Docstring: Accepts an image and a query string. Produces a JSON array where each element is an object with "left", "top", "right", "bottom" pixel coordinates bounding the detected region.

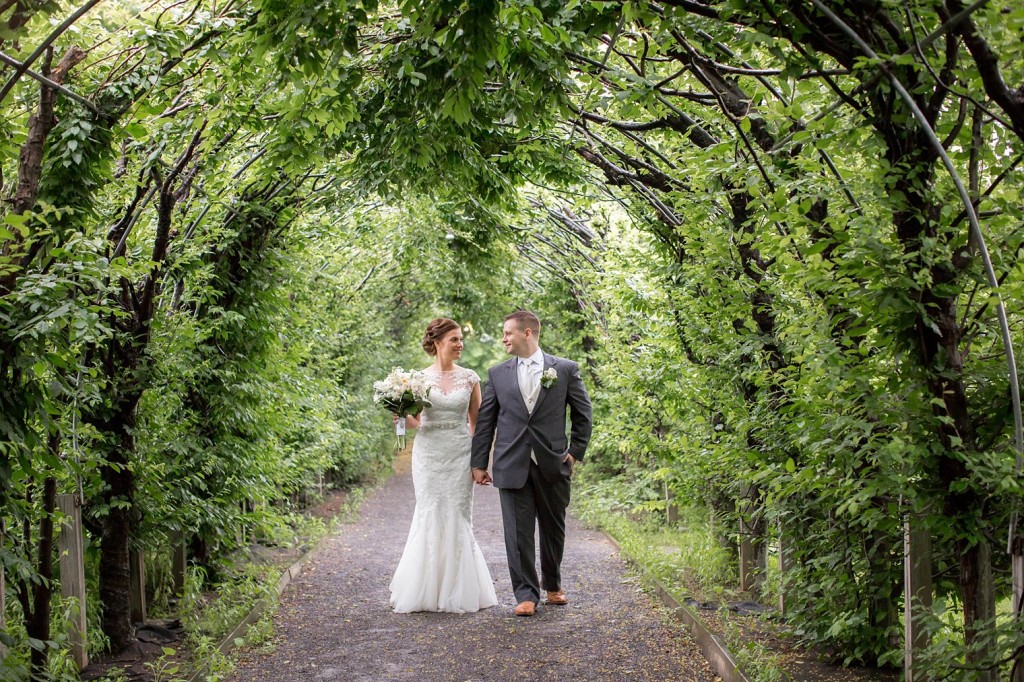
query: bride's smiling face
[{"left": 436, "top": 328, "right": 464, "bottom": 362}]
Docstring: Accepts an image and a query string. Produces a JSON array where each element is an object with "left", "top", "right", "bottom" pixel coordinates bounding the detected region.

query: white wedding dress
[{"left": 389, "top": 367, "right": 498, "bottom": 613}]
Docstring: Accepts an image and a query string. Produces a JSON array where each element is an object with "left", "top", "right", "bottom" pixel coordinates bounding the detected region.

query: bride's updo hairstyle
[{"left": 422, "top": 318, "right": 460, "bottom": 356}]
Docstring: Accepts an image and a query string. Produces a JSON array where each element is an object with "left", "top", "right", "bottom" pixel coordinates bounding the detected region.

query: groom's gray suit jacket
[{"left": 471, "top": 353, "right": 592, "bottom": 489}]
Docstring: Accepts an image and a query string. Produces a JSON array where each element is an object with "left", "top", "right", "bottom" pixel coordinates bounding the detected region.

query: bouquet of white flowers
[{"left": 373, "top": 367, "right": 432, "bottom": 448}]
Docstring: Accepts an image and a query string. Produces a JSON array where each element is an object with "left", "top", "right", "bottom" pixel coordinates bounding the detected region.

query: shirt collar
[{"left": 519, "top": 348, "right": 544, "bottom": 367}]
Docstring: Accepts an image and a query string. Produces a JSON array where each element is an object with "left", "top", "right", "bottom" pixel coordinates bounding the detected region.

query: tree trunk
[
  {"left": 2, "top": 45, "right": 86, "bottom": 295},
  {"left": 866, "top": 528, "right": 902, "bottom": 649},
  {"left": 26, "top": 473, "right": 56, "bottom": 677},
  {"left": 96, "top": 407, "right": 136, "bottom": 652},
  {"left": 87, "top": 124, "right": 204, "bottom": 652},
  {"left": 961, "top": 538, "right": 997, "bottom": 681}
]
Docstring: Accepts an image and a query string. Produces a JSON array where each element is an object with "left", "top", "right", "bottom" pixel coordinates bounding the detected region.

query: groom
[{"left": 471, "top": 310, "right": 592, "bottom": 617}]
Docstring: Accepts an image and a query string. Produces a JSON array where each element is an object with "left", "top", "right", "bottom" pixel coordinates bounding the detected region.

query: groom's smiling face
[{"left": 502, "top": 319, "right": 533, "bottom": 358}]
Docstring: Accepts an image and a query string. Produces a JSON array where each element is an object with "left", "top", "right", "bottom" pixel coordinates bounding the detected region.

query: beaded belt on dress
[{"left": 419, "top": 420, "right": 466, "bottom": 431}]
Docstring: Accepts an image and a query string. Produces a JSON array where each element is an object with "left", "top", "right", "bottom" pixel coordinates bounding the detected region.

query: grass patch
[
  {"left": 717, "top": 609, "right": 789, "bottom": 682},
  {"left": 573, "top": 469, "right": 733, "bottom": 599}
]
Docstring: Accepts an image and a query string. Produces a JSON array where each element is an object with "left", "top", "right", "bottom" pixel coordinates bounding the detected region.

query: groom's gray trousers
[{"left": 499, "top": 460, "right": 571, "bottom": 604}]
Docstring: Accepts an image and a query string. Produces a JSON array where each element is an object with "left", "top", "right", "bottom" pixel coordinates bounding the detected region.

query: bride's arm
[{"left": 467, "top": 382, "right": 482, "bottom": 436}]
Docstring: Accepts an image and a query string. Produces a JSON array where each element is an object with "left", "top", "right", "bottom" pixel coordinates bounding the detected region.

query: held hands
[{"left": 472, "top": 455, "right": 574, "bottom": 486}]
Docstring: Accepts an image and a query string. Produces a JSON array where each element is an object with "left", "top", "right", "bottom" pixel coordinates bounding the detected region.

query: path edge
[
  {"left": 186, "top": 532, "right": 335, "bottom": 682},
  {"left": 601, "top": 530, "right": 752, "bottom": 682}
]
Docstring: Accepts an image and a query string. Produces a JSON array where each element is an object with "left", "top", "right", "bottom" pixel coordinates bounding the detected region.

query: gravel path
[{"left": 229, "top": 455, "right": 718, "bottom": 681}]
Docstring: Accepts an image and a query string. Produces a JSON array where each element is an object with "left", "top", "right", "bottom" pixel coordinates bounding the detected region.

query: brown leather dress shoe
[
  {"left": 545, "top": 590, "right": 569, "bottom": 606},
  {"left": 514, "top": 600, "right": 537, "bottom": 616}
]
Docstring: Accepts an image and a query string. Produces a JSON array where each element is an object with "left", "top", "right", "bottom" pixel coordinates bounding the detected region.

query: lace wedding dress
[{"left": 389, "top": 367, "right": 498, "bottom": 613}]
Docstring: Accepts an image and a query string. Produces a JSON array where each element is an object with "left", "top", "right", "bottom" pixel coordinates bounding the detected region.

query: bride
[{"left": 389, "top": 318, "right": 499, "bottom": 613}]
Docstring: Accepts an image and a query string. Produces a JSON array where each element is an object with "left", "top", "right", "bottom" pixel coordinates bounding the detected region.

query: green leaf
[{"left": 125, "top": 122, "right": 149, "bottom": 139}]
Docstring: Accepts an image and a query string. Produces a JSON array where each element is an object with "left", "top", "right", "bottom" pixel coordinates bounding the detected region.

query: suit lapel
[
  {"left": 532, "top": 354, "right": 555, "bottom": 413},
  {"left": 503, "top": 358, "right": 530, "bottom": 416}
]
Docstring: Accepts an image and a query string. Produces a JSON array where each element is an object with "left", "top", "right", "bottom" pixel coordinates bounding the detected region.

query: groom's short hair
[{"left": 506, "top": 310, "right": 540, "bottom": 337}]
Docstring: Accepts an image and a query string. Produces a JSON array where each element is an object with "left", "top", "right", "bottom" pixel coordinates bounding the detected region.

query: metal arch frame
[
  {"left": 807, "top": 0, "right": 1023, "bottom": 503},
  {"left": 806, "top": 0, "right": 1024, "bottom": 675}
]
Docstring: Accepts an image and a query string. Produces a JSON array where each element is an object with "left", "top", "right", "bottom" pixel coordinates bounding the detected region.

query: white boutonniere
[{"left": 540, "top": 367, "right": 558, "bottom": 388}]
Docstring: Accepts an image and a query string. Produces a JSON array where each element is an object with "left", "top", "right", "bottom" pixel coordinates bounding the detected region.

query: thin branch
[
  {"left": 581, "top": 124, "right": 685, "bottom": 192},
  {"left": 112, "top": 186, "right": 155, "bottom": 261},
  {"left": 108, "top": 169, "right": 153, "bottom": 241}
]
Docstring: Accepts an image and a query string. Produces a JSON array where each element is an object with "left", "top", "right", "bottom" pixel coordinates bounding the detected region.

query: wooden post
[
  {"left": 1, "top": 563, "right": 7, "bottom": 657},
  {"left": 171, "top": 531, "right": 187, "bottom": 596},
  {"left": 1013, "top": 549, "right": 1024, "bottom": 682},
  {"left": 904, "top": 517, "right": 932, "bottom": 682},
  {"left": 129, "top": 548, "right": 146, "bottom": 623},
  {"left": 739, "top": 514, "right": 756, "bottom": 592},
  {"left": 734, "top": 479, "right": 766, "bottom": 596},
  {"left": 242, "top": 500, "right": 249, "bottom": 546},
  {"left": 1, "top": 518, "right": 5, "bottom": 656},
  {"left": 973, "top": 540, "right": 997, "bottom": 682},
  {"left": 665, "top": 482, "right": 679, "bottom": 525},
  {"left": 57, "top": 494, "right": 88, "bottom": 669},
  {"left": 778, "top": 518, "right": 792, "bottom": 615},
  {"left": 237, "top": 502, "right": 244, "bottom": 547},
  {"left": 738, "top": 485, "right": 764, "bottom": 593}
]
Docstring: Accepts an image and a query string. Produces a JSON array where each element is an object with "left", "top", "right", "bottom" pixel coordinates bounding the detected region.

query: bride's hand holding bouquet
[
  {"left": 395, "top": 412, "right": 420, "bottom": 430},
  {"left": 373, "top": 368, "right": 432, "bottom": 448}
]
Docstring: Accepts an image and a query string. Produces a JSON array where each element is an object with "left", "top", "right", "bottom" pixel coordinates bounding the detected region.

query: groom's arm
[
  {"left": 471, "top": 374, "right": 498, "bottom": 471},
  {"left": 565, "top": 361, "right": 592, "bottom": 461}
]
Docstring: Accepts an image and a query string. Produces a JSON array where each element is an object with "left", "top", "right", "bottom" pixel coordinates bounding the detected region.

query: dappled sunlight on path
[{"left": 228, "top": 451, "right": 717, "bottom": 681}]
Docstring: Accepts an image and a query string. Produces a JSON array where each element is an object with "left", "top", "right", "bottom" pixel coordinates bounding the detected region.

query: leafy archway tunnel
[{"left": 2, "top": 1, "right": 1023, "bottom": 679}]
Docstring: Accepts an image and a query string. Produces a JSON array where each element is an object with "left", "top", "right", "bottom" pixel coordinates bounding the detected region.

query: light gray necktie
[
  {"left": 520, "top": 358, "right": 539, "bottom": 463},
  {"left": 520, "top": 358, "right": 538, "bottom": 411}
]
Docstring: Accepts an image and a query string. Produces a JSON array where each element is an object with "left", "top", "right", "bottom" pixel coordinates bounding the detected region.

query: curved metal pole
[
  {"left": 806, "top": 2, "right": 1024, "bottom": 675},
  {"left": 808, "top": 0, "right": 1021, "bottom": 469},
  {"left": 805, "top": 2, "right": 1024, "bottom": 672}
]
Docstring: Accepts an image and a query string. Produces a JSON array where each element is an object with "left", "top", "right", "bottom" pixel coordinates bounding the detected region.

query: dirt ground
[
  {"left": 78, "top": 447, "right": 899, "bottom": 682},
  {"left": 227, "top": 450, "right": 719, "bottom": 681},
  {"left": 77, "top": 447, "right": 900, "bottom": 682}
]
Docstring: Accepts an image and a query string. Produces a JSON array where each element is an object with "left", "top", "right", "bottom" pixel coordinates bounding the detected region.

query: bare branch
[
  {"left": 0, "top": 47, "right": 95, "bottom": 112},
  {"left": 655, "top": 0, "right": 721, "bottom": 20},
  {"left": 0, "top": 0, "right": 102, "bottom": 106},
  {"left": 946, "top": 0, "right": 1024, "bottom": 140}
]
